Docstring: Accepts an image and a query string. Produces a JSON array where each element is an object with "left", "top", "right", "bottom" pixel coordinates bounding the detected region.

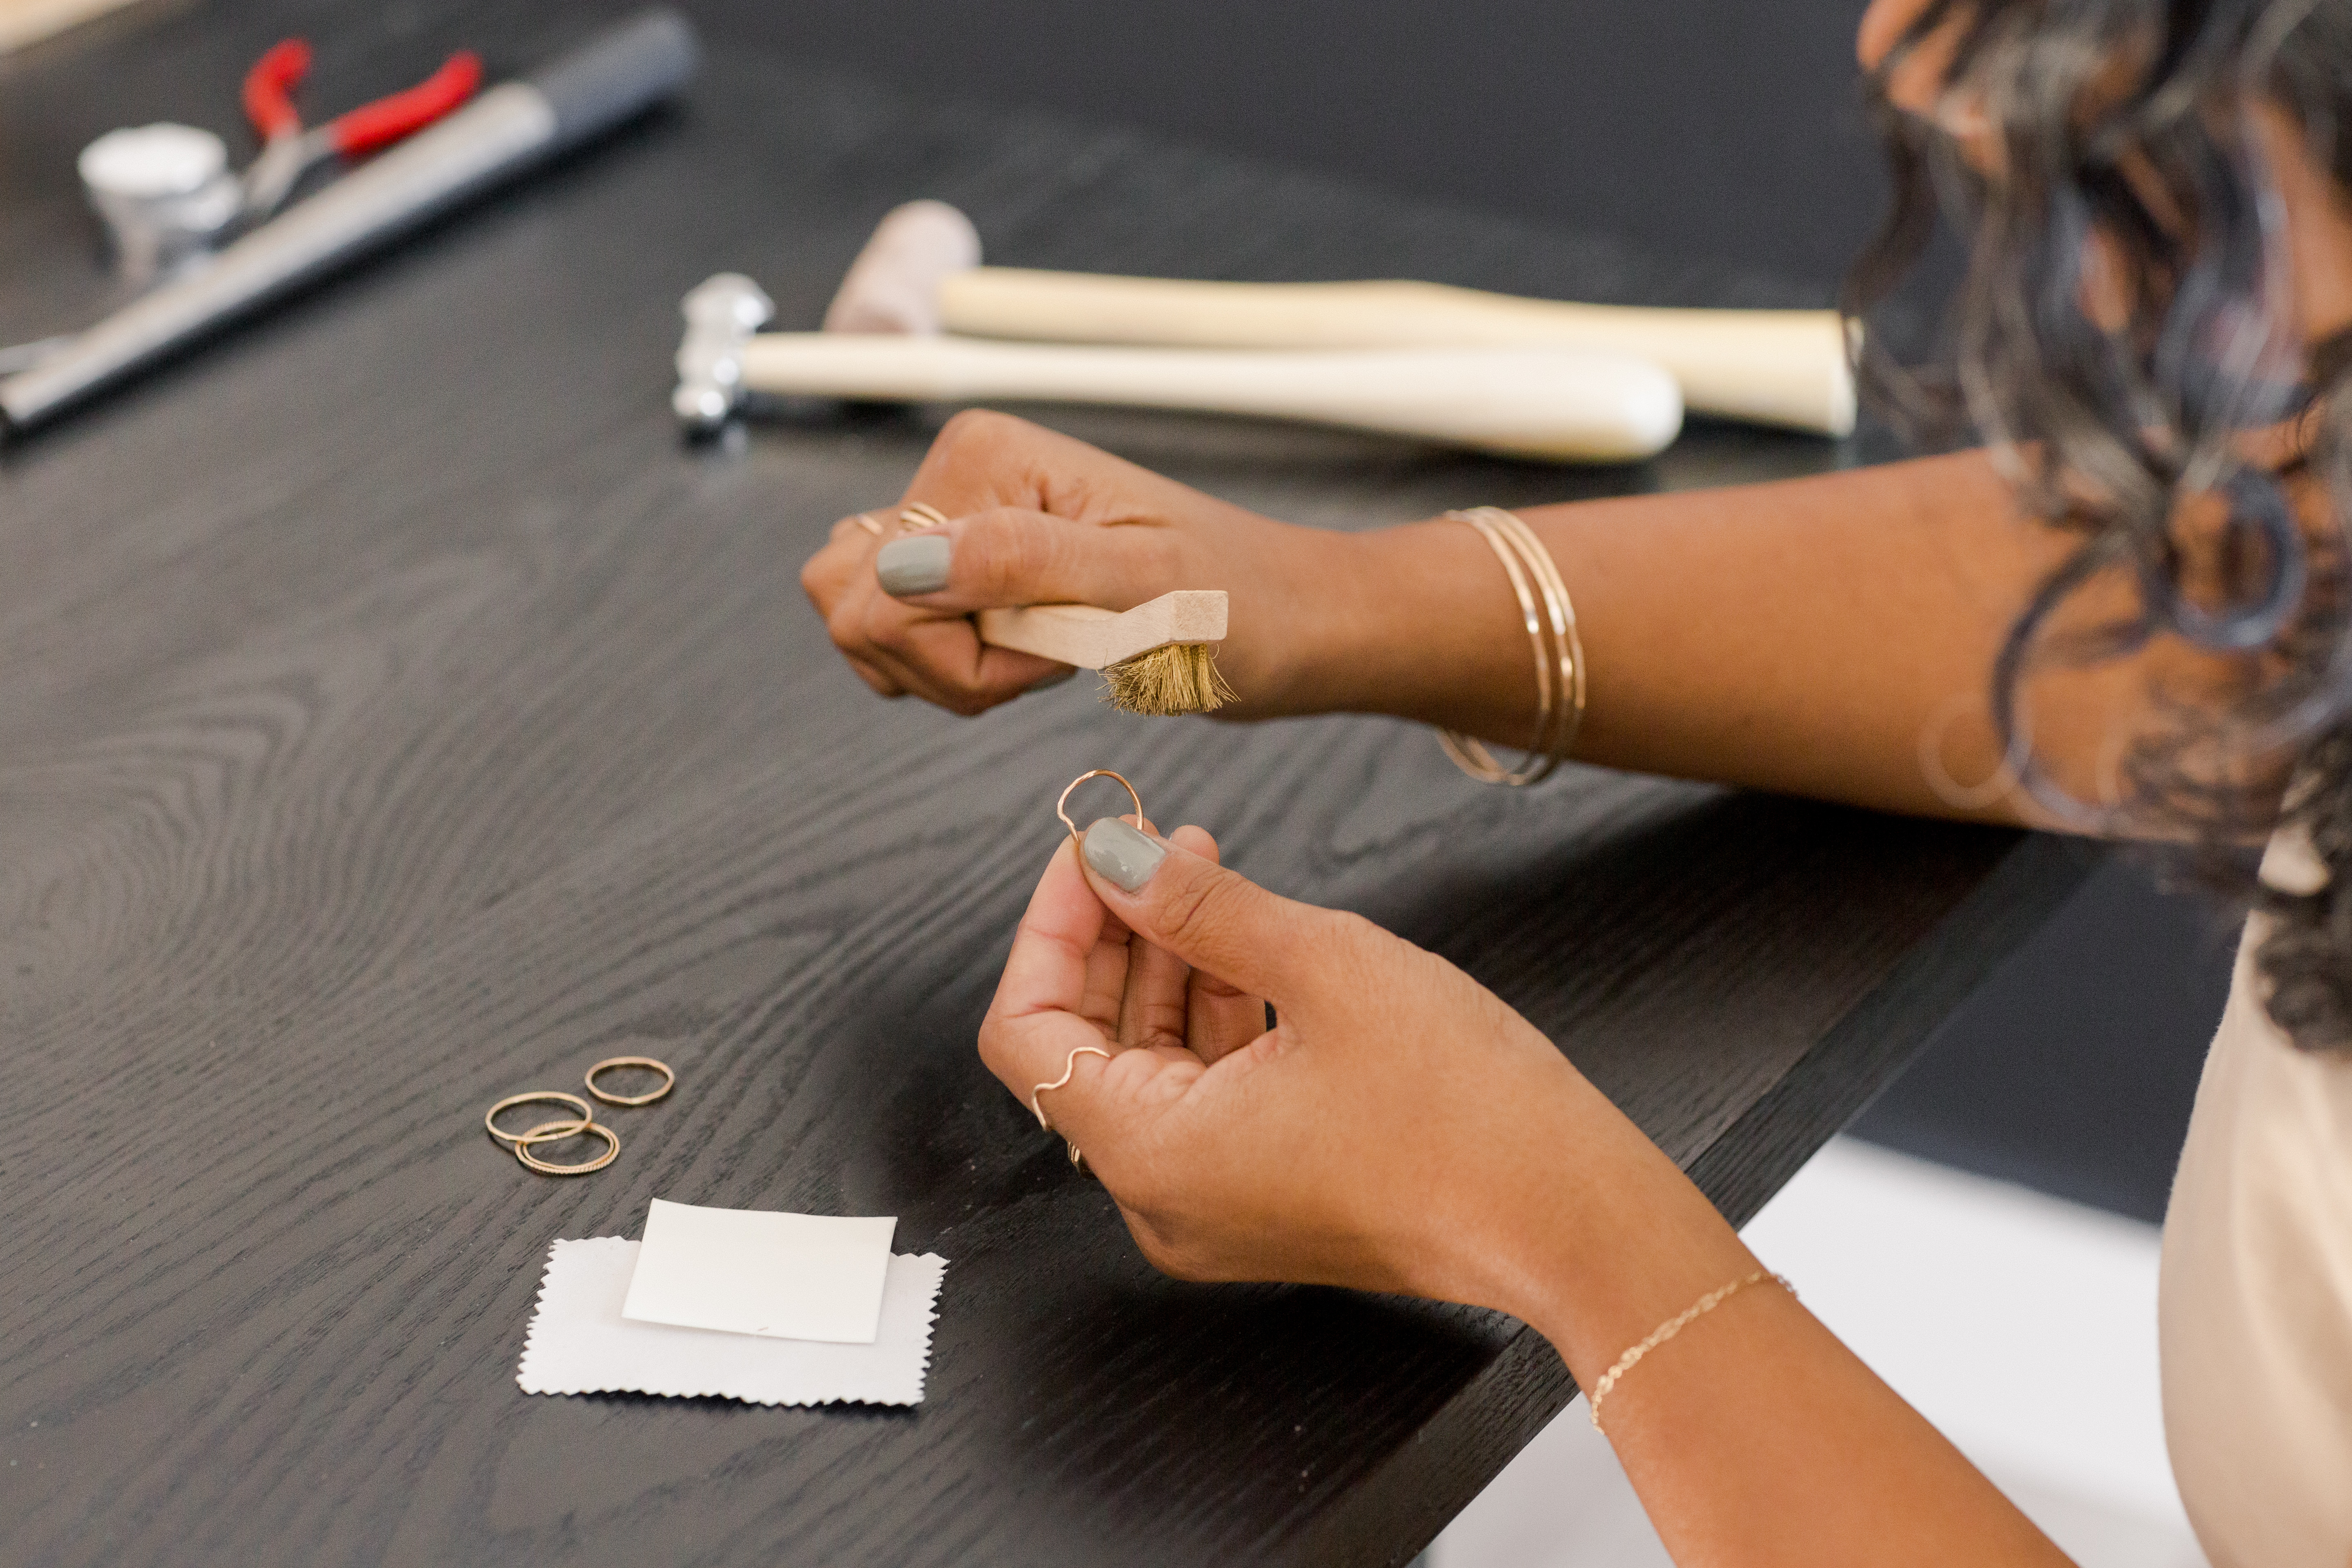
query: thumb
[
  {"left": 1075, "top": 817, "right": 1346, "bottom": 1003},
  {"left": 875, "top": 506, "right": 1175, "bottom": 612}
]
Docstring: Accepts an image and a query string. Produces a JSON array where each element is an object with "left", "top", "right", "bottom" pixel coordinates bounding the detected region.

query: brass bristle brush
[{"left": 978, "top": 590, "right": 1234, "bottom": 717}]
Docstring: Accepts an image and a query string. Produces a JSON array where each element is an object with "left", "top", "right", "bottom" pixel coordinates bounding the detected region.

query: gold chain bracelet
[
  {"left": 1439, "top": 506, "right": 1586, "bottom": 786},
  {"left": 1587, "top": 1270, "right": 1795, "bottom": 1431}
]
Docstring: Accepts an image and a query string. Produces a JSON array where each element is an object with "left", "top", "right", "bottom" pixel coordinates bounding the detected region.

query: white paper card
[
  {"left": 518, "top": 1238, "right": 945, "bottom": 1406},
  {"left": 621, "top": 1199, "right": 897, "bottom": 1343}
]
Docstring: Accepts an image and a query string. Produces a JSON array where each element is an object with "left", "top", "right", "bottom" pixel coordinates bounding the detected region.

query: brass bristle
[{"left": 1098, "top": 642, "right": 1236, "bottom": 717}]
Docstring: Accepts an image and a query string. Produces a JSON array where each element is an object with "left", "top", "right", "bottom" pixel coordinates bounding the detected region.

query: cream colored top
[{"left": 2160, "top": 838, "right": 2352, "bottom": 1568}]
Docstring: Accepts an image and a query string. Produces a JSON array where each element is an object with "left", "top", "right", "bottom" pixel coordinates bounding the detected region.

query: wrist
[
  {"left": 1427, "top": 1065, "right": 1758, "bottom": 1390},
  {"left": 1296, "top": 516, "right": 1563, "bottom": 738}
]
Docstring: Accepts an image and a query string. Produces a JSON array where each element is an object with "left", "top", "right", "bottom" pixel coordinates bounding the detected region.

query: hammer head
[{"left": 673, "top": 272, "right": 775, "bottom": 435}]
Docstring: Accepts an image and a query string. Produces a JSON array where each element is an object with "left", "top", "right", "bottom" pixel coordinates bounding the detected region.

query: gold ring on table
[
  {"left": 485, "top": 1091, "right": 593, "bottom": 1147},
  {"left": 1031, "top": 1045, "right": 1113, "bottom": 1129},
  {"left": 514, "top": 1118, "right": 620, "bottom": 1176},
  {"left": 852, "top": 513, "right": 884, "bottom": 537},
  {"left": 1056, "top": 770, "right": 1145, "bottom": 846},
  {"left": 585, "top": 1056, "right": 676, "bottom": 1107},
  {"left": 898, "top": 502, "right": 949, "bottom": 533}
]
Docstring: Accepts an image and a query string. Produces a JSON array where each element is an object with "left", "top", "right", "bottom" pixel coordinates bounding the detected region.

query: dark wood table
[{"left": 0, "top": 4, "right": 2089, "bottom": 1564}]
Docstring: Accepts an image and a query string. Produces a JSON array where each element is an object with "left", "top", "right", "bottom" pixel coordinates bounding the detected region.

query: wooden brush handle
[
  {"left": 736, "top": 335, "right": 1681, "bottom": 462},
  {"left": 935, "top": 268, "right": 1853, "bottom": 437},
  {"left": 975, "top": 592, "right": 1227, "bottom": 670}
]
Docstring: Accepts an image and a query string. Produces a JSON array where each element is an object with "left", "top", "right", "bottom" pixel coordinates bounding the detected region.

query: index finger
[{"left": 990, "top": 832, "right": 1105, "bottom": 996}]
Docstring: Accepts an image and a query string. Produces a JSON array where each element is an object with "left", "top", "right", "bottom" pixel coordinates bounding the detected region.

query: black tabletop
[{"left": 0, "top": 4, "right": 2089, "bottom": 1565}]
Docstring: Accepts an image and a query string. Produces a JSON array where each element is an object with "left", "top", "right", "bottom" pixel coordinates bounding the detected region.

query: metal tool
[
  {"left": 77, "top": 122, "right": 243, "bottom": 284},
  {"left": 1, "top": 9, "right": 698, "bottom": 437},
  {"left": 672, "top": 271, "right": 1685, "bottom": 462},
  {"left": 1, "top": 35, "right": 487, "bottom": 378},
  {"left": 238, "top": 38, "right": 484, "bottom": 221},
  {"left": 673, "top": 272, "right": 777, "bottom": 431}
]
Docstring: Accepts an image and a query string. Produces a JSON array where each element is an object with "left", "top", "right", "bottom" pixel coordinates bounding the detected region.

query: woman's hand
[
  {"left": 976, "top": 810, "right": 1688, "bottom": 1318},
  {"left": 979, "top": 820, "right": 2073, "bottom": 1567},
  {"left": 799, "top": 410, "right": 1364, "bottom": 718}
]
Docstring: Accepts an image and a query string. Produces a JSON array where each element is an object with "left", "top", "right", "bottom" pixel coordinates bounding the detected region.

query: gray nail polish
[
  {"left": 875, "top": 535, "right": 951, "bottom": 596},
  {"left": 1082, "top": 817, "right": 1166, "bottom": 892}
]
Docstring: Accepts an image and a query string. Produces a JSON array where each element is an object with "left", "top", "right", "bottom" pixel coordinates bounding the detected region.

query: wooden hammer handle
[
  {"left": 735, "top": 335, "right": 1682, "bottom": 462},
  {"left": 935, "top": 269, "right": 1854, "bottom": 437}
]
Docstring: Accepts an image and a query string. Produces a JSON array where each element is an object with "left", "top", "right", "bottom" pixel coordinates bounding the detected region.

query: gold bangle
[
  {"left": 1439, "top": 507, "right": 1585, "bottom": 786},
  {"left": 1588, "top": 1270, "right": 1793, "bottom": 1431}
]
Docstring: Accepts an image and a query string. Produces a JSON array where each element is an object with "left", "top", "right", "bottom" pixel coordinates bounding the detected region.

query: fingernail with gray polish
[
  {"left": 875, "top": 535, "right": 951, "bottom": 596},
  {"left": 1083, "top": 817, "right": 1166, "bottom": 892}
]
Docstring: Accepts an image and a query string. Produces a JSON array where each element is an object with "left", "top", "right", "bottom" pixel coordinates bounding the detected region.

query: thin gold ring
[
  {"left": 586, "top": 1056, "right": 675, "bottom": 1107},
  {"left": 898, "top": 502, "right": 949, "bottom": 534},
  {"left": 485, "top": 1091, "right": 592, "bottom": 1148},
  {"left": 852, "top": 513, "right": 884, "bottom": 537},
  {"left": 1031, "top": 1044, "right": 1113, "bottom": 1129},
  {"left": 1056, "top": 769, "right": 1144, "bottom": 845},
  {"left": 514, "top": 1118, "right": 620, "bottom": 1176}
]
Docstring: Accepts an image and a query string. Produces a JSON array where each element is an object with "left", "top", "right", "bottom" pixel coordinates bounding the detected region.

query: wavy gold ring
[
  {"left": 1030, "top": 1045, "right": 1113, "bottom": 1130},
  {"left": 898, "top": 502, "right": 949, "bottom": 533}
]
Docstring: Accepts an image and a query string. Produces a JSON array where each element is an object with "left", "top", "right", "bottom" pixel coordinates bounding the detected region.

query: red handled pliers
[{"left": 239, "top": 39, "right": 483, "bottom": 219}]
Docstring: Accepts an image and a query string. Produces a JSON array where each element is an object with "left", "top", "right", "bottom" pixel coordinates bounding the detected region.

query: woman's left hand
[{"left": 976, "top": 813, "right": 1730, "bottom": 1323}]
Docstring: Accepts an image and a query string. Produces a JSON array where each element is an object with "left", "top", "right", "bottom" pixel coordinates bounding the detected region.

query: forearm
[
  {"left": 1299, "top": 451, "right": 2126, "bottom": 826},
  {"left": 1458, "top": 1072, "right": 2066, "bottom": 1568}
]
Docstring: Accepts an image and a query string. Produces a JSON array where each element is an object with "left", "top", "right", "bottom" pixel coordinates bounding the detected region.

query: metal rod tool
[{"left": 1, "top": 9, "right": 698, "bottom": 437}]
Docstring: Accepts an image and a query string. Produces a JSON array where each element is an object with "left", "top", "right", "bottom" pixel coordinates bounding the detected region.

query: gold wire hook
[{"left": 1056, "top": 769, "right": 1145, "bottom": 845}]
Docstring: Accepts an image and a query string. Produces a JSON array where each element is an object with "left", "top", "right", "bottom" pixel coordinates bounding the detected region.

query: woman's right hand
[{"left": 798, "top": 410, "right": 1365, "bottom": 718}]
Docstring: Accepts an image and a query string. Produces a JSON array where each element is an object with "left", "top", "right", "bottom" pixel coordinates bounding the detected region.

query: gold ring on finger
[
  {"left": 852, "top": 513, "right": 884, "bottom": 537},
  {"left": 898, "top": 502, "right": 949, "bottom": 534}
]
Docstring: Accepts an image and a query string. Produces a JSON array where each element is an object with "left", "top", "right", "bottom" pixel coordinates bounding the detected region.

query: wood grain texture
[{"left": 0, "top": 3, "right": 2087, "bottom": 1564}]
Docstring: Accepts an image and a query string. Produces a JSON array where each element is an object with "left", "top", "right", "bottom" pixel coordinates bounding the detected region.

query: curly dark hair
[{"left": 1845, "top": 0, "right": 2352, "bottom": 1053}]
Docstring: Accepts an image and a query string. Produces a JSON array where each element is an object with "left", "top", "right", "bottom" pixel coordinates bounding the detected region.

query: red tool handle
[
  {"left": 326, "top": 51, "right": 482, "bottom": 155},
  {"left": 242, "top": 37, "right": 313, "bottom": 141}
]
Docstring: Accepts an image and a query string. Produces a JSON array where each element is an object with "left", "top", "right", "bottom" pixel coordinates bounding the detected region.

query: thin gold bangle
[
  {"left": 1587, "top": 1270, "right": 1794, "bottom": 1431},
  {"left": 1439, "top": 507, "right": 1584, "bottom": 786},
  {"left": 1486, "top": 508, "right": 1586, "bottom": 764}
]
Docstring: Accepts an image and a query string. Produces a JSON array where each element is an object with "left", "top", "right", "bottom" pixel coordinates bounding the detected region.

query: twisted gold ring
[
  {"left": 898, "top": 502, "right": 949, "bottom": 533},
  {"left": 514, "top": 1118, "right": 620, "bottom": 1176}
]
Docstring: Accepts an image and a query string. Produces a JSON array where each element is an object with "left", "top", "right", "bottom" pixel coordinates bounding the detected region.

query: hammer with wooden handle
[
  {"left": 825, "top": 200, "right": 1855, "bottom": 437},
  {"left": 675, "top": 272, "right": 1683, "bottom": 462}
]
